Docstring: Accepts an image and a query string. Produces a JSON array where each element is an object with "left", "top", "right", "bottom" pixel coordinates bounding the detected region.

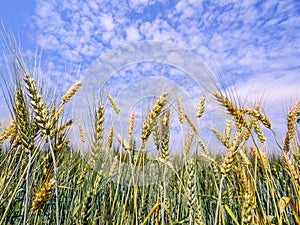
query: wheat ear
[
  {"left": 251, "top": 117, "right": 266, "bottom": 144},
  {"left": 283, "top": 102, "right": 300, "bottom": 153},
  {"left": 141, "top": 93, "right": 167, "bottom": 142},
  {"left": 186, "top": 159, "right": 196, "bottom": 224},
  {"left": 0, "top": 119, "right": 16, "bottom": 144},
  {"left": 31, "top": 178, "right": 55, "bottom": 211},
  {"left": 211, "top": 128, "right": 231, "bottom": 148},
  {"left": 245, "top": 108, "right": 271, "bottom": 128},
  {"left": 225, "top": 118, "right": 231, "bottom": 140},
  {"left": 61, "top": 81, "right": 81, "bottom": 104},
  {"left": 91, "top": 103, "right": 105, "bottom": 166},
  {"left": 106, "top": 93, "right": 120, "bottom": 114},
  {"left": 78, "top": 124, "right": 85, "bottom": 143},
  {"left": 81, "top": 191, "right": 93, "bottom": 225},
  {"left": 214, "top": 92, "right": 248, "bottom": 129},
  {"left": 196, "top": 97, "right": 205, "bottom": 118},
  {"left": 14, "top": 89, "right": 34, "bottom": 225},
  {"left": 23, "top": 73, "right": 52, "bottom": 135},
  {"left": 241, "top": 169, "right": 252, "bottom": 224},
  {"left": 160, "top": 107, "right": 171, "bottom": 160},
  {"left": 176, "top": 98, "right": 184, "bottom": 123},
  {"left": 107, "top": 125, "right": 114, "bottom": 148},
  {"left": 128, "top": 111, "right": 135, "bottom": 150},
  {"left": 184, "top": 130, "right": 194, "bottom": 155}
]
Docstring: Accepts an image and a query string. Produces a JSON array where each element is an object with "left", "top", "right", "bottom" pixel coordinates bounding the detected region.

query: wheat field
[{"left": 0, "top": 46, "right": 299, "bottom": 225}]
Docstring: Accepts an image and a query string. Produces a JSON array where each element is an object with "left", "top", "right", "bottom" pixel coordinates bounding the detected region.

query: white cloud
[
  {"left": 129, "top": 0, "right": 148, "bottom": 11},
  {"left": 125, "top": 26, "right": 141, "bottom": 42},
  {"left": 100, "top": 13, "right": 115, "bottom": 31}
]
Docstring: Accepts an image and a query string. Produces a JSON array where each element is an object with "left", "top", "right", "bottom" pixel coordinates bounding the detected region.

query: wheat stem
[{"left": 47, "top": 135, "right": 60, "bottom": 225}]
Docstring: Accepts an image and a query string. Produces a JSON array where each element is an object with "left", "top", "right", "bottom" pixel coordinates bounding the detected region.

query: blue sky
[{"left": 0, "top": 0, "right": 300, "bottom": 152}]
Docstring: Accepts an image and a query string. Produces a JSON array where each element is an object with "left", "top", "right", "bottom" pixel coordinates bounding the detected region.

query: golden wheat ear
[
  {"left": 141, "top": 93, "right": 167, "bottom": 142},
  {"left": 160, "top": 107, "right": 171, "bottom": 160},
  {"left": 107, "top": 125, "right": 114, "bottom": 148},
  {"left": 31, "top": 178, "right": 55, "bottom": 211},
  {"left": 196, "top": 97, "right": 205, "bottom": 118},
  {"left": 0, "top": 119, "right": 16, "bottom": 144},
  {"left": 106, "top": 93, "right": 120, "bottom": 114},
  {"left": 61, "top": 81, "right": 81, "bottom": 104},
  {"left": 283, "top": 102, "right": 300, "bottom": 153},
  {"left": 127, "top": 111, "right": 135, "bottom": 150},
  {"left": 23, "top": 73, "right": 52, "bottom": 135}
]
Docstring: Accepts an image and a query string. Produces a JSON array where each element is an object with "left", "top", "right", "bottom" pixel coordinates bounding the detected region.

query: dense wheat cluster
[{"left": 0, "top": 50, "right": 300, "bottom": 225}]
